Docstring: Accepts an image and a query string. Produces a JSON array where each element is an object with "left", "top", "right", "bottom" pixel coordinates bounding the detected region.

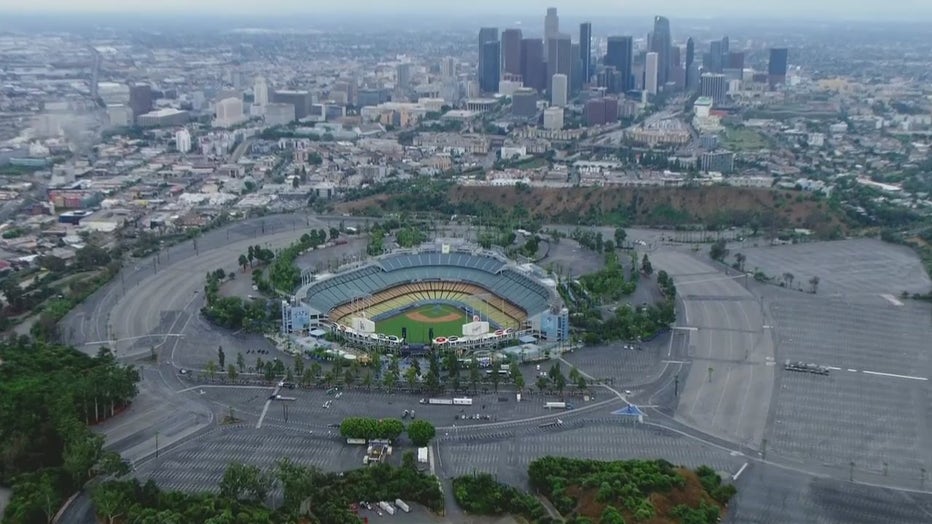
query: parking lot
[
  {"left": 766, "top": 295, "right": 932, "bottom": 483},
  {"left": 738, "top": 238, "right": 931, "bottom": 297}
]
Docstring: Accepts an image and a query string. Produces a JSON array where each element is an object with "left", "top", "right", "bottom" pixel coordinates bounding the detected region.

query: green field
[
  {"left": 375, "top": 304, "right": 468, "bottom": 343},
  {"left": 722, "top": 125, "right": 771, "bottom": 151}
]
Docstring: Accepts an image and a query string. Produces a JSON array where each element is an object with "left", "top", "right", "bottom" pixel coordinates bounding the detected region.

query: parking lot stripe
[{"left": 862, "top": 370, "right": 928, "bottom": 381}]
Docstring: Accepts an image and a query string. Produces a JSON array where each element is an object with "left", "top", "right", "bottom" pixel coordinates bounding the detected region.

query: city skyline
[{"left": 1, "top": 0, "right": 931, "bottom": 20}]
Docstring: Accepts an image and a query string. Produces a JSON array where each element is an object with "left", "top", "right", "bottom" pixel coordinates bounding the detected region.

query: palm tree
[
  {"left": 809, "top": 276, "right": 820, "bottom": 294},
  {"left": 782, "top": 272, "right": 795, "bottom": 289},
  {"left": 227, "top": 364, "right": 238, "bottom": 382},
  {"left": 238, "top": 254, "right": 249, "bottom": 272}
]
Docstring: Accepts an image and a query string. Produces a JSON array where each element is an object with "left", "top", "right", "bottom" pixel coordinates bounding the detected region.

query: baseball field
[{"left": 375, "top": 303, "right": 467, "bottom": 343}]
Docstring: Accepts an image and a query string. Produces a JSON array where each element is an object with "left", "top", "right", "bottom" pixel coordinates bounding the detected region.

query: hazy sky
[{"left": 0, "top": 0, "right": 929, "bottom": 20}]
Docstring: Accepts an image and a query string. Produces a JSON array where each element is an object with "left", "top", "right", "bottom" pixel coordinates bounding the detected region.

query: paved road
[{"left": 650, "top": 249, "right": 775, "bottom": 450}]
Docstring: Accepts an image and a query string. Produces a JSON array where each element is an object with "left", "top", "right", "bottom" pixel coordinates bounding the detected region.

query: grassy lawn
[
  {"left": 375, "top": 304, "right": 467, "bottom": 343},
  {"left": 722, "top": 126, "right": 770, "bottom": 151}
]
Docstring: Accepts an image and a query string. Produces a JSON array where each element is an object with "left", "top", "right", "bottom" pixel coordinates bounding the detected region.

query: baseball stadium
[{"left": 284, "top": 244, "right": 569, "bottom": 352}]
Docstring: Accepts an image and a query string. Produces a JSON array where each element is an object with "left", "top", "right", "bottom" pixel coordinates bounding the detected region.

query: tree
[
  {"left": 405, "top": 366, "right": 419, "bottom": 390},
  {"left": 363, "top": 371, "right": 373, "bottom": 391},
  {"left": 614, "top": 228, "right": 627, "bottom": 246},
  {"left": 600, "top": 505, "right": 627, "bottom": 524},
  {"left": 293, "top": 357, "right": 304, "bottom": 376},
  {"left": 469, "top": 357, "right": 481, "bottom": 394},
  {"left": 710, "top": 239, "right": 728, "bottom": 261},
  {"left": 276, "top": 459, "right": 317, "bottom": 514},
  {"left": 238, "top": 254, "right": 248, "bottom": 272},
  {"left": 92, "top": 480, "right": 127, "bottom": 524},
  {"left": 217, "top": 346, "right": 226, "bottom": 369},
  {"left": 782, "top": 272, "right": 795, "bottom": 289},
  {"left": 511, "top": 361, "right": 525, "bottom": 390},
  {"left": 641, "top": 254, "right": 653, "bottom": 275},
  {"left": 407, "top": 420, "right": 436, "bottom": 447},
  {"left": 205, "top": 360, "right": 218, "bottom": 381},
  {"left": 75, "top": 244, "right": 112, "bottom": 269},
  {"left": 809, "top": 275, "right": 820, "bottom": 294},
  {"left": 247, "top": 246, "right": 255, "bottom": 267},
  {"left": 733, "top": 252, "right": 747, "bottom": 272},
  {"left": 219, "top": 463, "right": 274, "bottom": 503},
  {"left": 236, "top": 352, "right": 246, "bottom": 373},
  {"left": 227, "top": 364, "right": 238, "bottom": 382},
  {"left": 490, "top": 366, "right": 502, "bottom": 391}
]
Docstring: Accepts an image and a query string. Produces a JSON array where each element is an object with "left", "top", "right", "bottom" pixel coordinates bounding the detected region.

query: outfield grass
[{"left": 375, "top": 304, "right": 467, "bottom": 343}]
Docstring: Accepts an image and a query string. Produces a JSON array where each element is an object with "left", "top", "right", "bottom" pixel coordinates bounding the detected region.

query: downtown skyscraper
[
  {"left": 544, "top": 7, "right": 559, "bottom": 61},
  {"left": 648, "top": 16, "right": 672, "bottom": 87},
  {"left": 579, "top": 22, "right": 592, "bottom": 86},
  {"left": 477, "top": 27, "right": 500, "bottom": 93},
  {"left": 501, "top": 29, "right": 523, "bottom": 78},
  {"left": 606, "top": 36, "right": 634, "bottom": 93}
]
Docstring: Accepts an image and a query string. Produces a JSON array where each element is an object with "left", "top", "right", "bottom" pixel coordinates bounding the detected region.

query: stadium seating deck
[{"left": 305, "top": 251, "right": 554, "bottom": 324}]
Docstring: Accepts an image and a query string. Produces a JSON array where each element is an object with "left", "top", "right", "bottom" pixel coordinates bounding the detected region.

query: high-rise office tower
[
  {"left": 440, "top": 57, "right": 456, "bottom": 79},
  {"left": 648, "top": 16, "right": 672, "bottom": 86},
  {"left": 726, "top": 51, "right": 745, "bottom": 70},
  {"left": 129, "top": 83, "right": 153, "bottom": 122},
  {"left": 544, "top": 7, "right": 559, "bottom": 60},
  {"left": 480, "top": 41, "right": 501, "bottom": 93},
  {"left": 645, "top": 52, "right": 659, "bottom": 95},
  {"left": 579, "top": 22, "right": 592, "bottom": 85},
  {"left": 478, "top": 28, "right": 500, "bottom": 92},
  {"left": 520, "top": 38, "right": 546, "bottom": 92},
  {"left": 605, "top": 36, "right": 633, "bottom": 93},
  {"left": 546, "top": 33, "right": 572, "bottom": 94},
  {"left": 721, "top": 36, "right": 729, "bottom": 56},
  {"left": 700, "top": 73, "right": 727, "bottom": 105},
  {"left": 685, "top": 37, "right": 695, "bottom": 70},
  {"left": 395, "top": 63, "right": 411, "bottom": 89},
  {"left": 768, "top": 48, "right": 789, "bottom": 87},
  {"left": 706, "top": 40, "right": 724, "bottom": 73},
  {"left": 570, "top": 42, "right": 582, "bottom": 94},
  {"left": 254, "top": 76, "right": 269, "bottom": 106},
  {"left": 501, "top": 29, "right": 523, "bottom": 77},
  {"left": 671, "top": 46, "right": 681, "bottom": 70},
  {"left": 551, "top": 74, "right": 568, "bottom": 107}
]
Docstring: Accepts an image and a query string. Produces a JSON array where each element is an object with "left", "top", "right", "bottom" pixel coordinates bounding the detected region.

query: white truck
[
  {"left": 453, "top": 397, "right": 473, "bottom": 406},
  {"left": 395, "top": 499, "right": 411, "bottom": 513},
  {"left": 545, "top": 401, "right": 567, "bottom": 409},
  {"left": 417, "top": 446, "right": 429, "bottom": 464},
  {"left": 379, "top": 501, "right": 396, "bottom": 515}
]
